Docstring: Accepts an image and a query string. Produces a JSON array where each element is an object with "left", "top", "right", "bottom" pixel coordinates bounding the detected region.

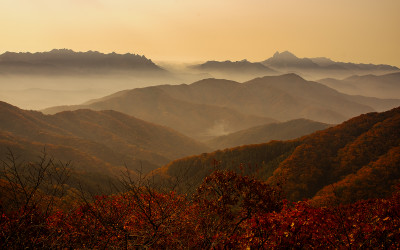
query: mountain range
[
  {"left": 1, "top": 49, "right": 399, "bottom": 205},
  {"left": 1, "top": 49, "right": 398, "bottom": 81},
  {"left": 0, "top": 101, "right": 208, "bottom": 177},
  {"left": 191, "top": 51, "right": 399, "bottom": 81},
  {"left": 190, "top": 60, "right": 278, "bottom": 81},
  {"left": 43, "top": 85, "right": 275, "bottom": 141},
  {"left": 155, "top": 106, "right": 400, "bottom": 204},
  {"left": 0, "top": 98, "right": 339, "bottom": 195},
  {"left": 1, "top": 49, "right": 398, "bottom": 112},
  {"left": 319, "top": 72, "right": 400, "bottom": 99},
  {"left": 262, "top": 51, "right": 319, "bottom": 69},
  {"left": 262, "top": 51, "right": 399, "bottom": 79},
  {"left": 0, "top": 49, "right": 167, "bottom": 76},
  {"left": 43, "top": 74, "right": 400, "bottom": 139}
]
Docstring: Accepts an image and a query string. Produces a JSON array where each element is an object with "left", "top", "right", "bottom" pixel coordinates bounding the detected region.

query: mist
[{"left": 0, "top": 74, "right": 180, "bottom": 110}]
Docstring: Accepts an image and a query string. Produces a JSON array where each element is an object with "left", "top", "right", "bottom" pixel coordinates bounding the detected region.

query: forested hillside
[
  {"left": 207, "top": 119, "right": 331, "bottom": 149},
  {"left": 0, "top": 101, "right": 208, "bottom": 176},
  {"left": 157, "top": 107, "right": 400, "bottom": 203}
]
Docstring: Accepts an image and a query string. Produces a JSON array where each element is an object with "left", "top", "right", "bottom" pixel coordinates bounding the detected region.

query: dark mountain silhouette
[
  {"left": 262, "top": 51, "right": 319, "bottom": 69},
  {"left": 155, "top": 107, "right": 400, "bottom": 204},
  {"left": 311, "top": 57, "right": 399, "bottom": 71},
  {"left": 319, "top": 72, "right": 400, "bottom": 99},
  {"left": 0, "top": 101, "right": 208, "bottom": 175},
  {"left": 0, "top": 49, "right": 167, "bottom": 75},
  {"left": 43, "top": 74, "right": 400, "bottom": 137},
  {"left": 190, "top": 60, "right": 278, "bottom": 80},
  {"left": 207, "top": 119, "right": 331, "bottom": 150},
  {"left": 261, "top": 51, "right": 399, "bottom": 79}
]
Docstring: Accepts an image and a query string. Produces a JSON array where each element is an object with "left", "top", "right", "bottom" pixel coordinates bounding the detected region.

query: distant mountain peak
[
  {"left": 249, "top": 73, "right": 305, "bottom": 83},
  {"left": 262, "top": 51, "right": 399, "bottom": 79},
  {"left": 49, "top": 48, "right": 75, "bottom": 54},
  {"left": 191, "top": 59, "right": 276, "bottom": 76},
  {"left": 273, "top": 51, "right": 298, "bottom": 60},
  {"left": 263, "top": 51, "right": 318, "bottom": 69},
  {"left": 279, "top": 72, "right": 305, "bottom": 80},
  {"left": 191, "top": 78, "right": 239, "bottom": 87}
]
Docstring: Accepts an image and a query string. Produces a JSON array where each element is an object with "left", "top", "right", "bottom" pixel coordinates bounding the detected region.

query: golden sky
[{"left": 1, "top": 0, "right": 399, "bottom": 66}]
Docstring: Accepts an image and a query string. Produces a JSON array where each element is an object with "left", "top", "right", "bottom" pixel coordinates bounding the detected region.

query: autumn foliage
[
  {"left": 1, "top": 165, "right": 400, "bottom": 249},
  {"left": 159, "top": 107, "right": 400, "bottom": 204},
  {"left": 2, "top": 107, "right": 400, "bottom": 248}
]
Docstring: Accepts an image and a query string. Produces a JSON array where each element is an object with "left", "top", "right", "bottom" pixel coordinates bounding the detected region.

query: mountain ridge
[
  {"left": 319, "top": 72, "right": 400, "bottom": 99},
  {"left": 43, "top": 74, "right": 400, "bottom": 136},
  {"left": 207, "top": 119, "right": 331, "bottom": 150},
  {"left": 155, "top": 106, "right": 400, "bottom": 204},
  {"left": 0, "top": 101, "right": 209, "bottom": 174},
  {"left": 42, "top": 84, "right": 277, "bottom": 141},
  {"left": 260, "top": 51, "right": 399, "bottom": 79},
  {"left": 0, "top": 49, "right": 167, "bottom": 75},
  {"left": 189, "top": 60, "right": 278, "bottom": 80}
]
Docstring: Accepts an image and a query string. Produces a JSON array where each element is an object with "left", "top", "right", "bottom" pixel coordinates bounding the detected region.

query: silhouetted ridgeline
[
  {"left": 190, "top": 60, "right": 278, "bottom": 80},
  {"left": 0, "top": 49, "right": 167, "bottom": 75},
  {"left": 187, "top": 51, "right": 399, "bottom": 81},
  {"left": 261, "top": 51, "right": 399, "bottom": 79}
]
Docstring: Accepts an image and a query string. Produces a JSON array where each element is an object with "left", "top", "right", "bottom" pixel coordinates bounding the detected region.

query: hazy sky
[{"left": 1, "top": 0, "right": 399, "bottom": 66}]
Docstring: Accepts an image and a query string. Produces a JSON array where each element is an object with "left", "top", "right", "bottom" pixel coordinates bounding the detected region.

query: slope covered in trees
[
  {"left": 1, "top": 105, "right": 399, "bottom": 249},
  {"left": 207, "top": 119, "right": 331, "bottom": 150},
  {"left": 0, "top": 101, "right": 208, "bottom": 176},
  {"left": 157, "top": 107, "right": 400, "bottom": 203}
]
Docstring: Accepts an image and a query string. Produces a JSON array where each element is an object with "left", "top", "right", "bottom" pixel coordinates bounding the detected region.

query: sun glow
[{"left": 0, "top": 0, "right": 399, "bottom": 65}]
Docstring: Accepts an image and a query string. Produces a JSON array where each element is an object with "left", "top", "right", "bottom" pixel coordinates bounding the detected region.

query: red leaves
[
  {"left": 241, "top": 193, "right": 400, "bottom": 249},
  {"left": 1, "top": 170, "right": 400, "bottom": 248}
]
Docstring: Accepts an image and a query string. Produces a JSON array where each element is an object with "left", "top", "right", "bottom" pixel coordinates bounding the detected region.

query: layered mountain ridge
[
  {"left": 0, "top": 101, "right": 209, "bottom": 175},
  {"left": 155, "top": 107, "right": 400, "bottom": 204},
  {"left": 207, "top": 119, "right": 331, "bottom": 150},
  {"left": 43, "top": 74, "right": 400, "bottom": 140},
  {"left": 190, "top": 51, "right": 399, "bottom": 81},
  {"left": 319, "top": 72, "right": 400, "bottom": 99}
]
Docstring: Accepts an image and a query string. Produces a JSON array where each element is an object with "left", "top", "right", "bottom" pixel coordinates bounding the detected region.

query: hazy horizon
[
  {"left": 1, "top": 0, "right": 400, "bottom": 67},
  {"left": 1, "top": 0, "right": 400, "bottom": 110}
]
